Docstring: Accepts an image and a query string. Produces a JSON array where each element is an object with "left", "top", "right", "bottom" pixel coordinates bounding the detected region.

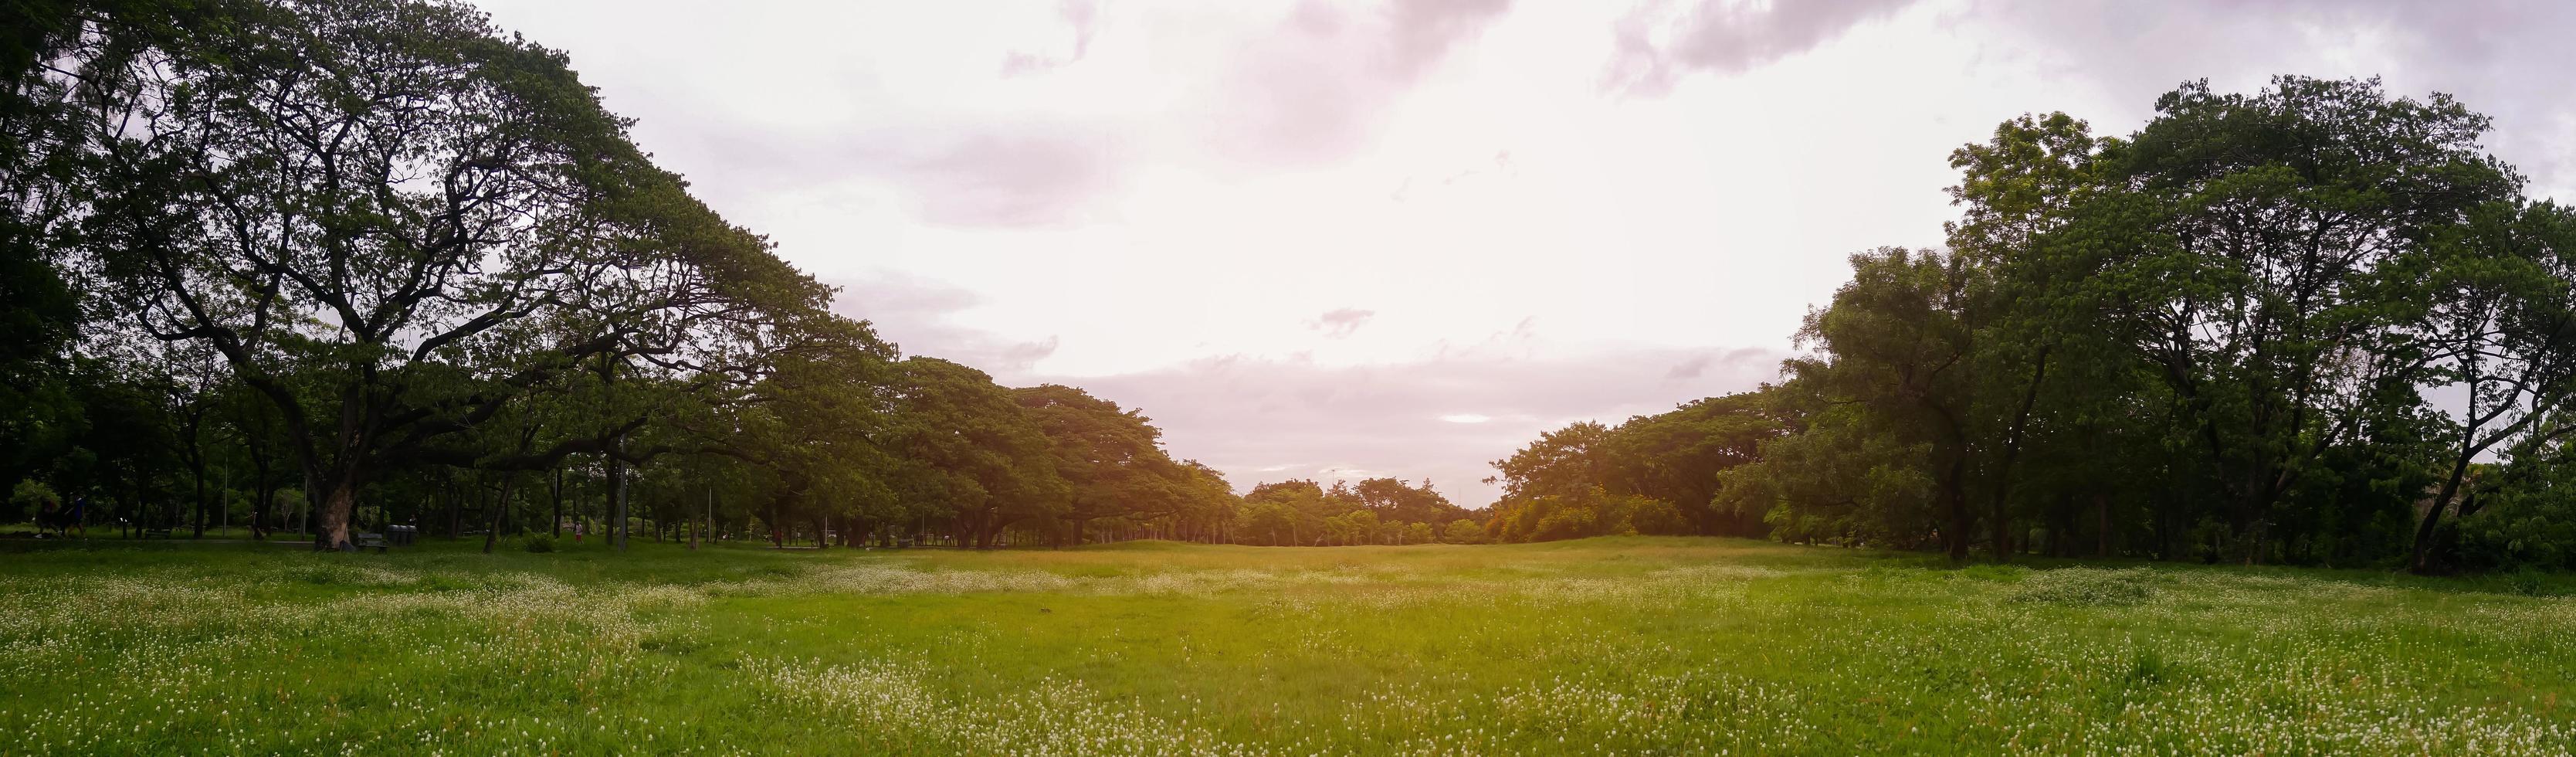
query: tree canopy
[{"left": 1491, "top": 76, "right": 2576, "bottom": 573}]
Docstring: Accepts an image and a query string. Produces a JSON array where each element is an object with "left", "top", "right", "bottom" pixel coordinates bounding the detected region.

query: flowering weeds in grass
[
  {"left": 0, "top": 537, "right": 2571, "bottom": 754},
  {"left": 2005, "top": 567, "right": 2154, "bottom": 606}
]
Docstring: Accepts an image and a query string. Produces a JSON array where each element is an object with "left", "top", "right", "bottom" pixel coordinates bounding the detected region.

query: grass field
[{"left": 2, "top": 537, "right": 2572, "bottom": 755}]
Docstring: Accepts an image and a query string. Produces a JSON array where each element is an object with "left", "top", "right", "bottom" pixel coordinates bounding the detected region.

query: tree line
[
  {"left": 0, "top": 0, "right": 1239, "bottom": 552},
  {"left": 1486, "top": 76, "right": 2576, "bottom": 574},
  {"left": 22, "top": 3, "right": 2568, "bottom": 570},
  {"left": 1, "top": 0, "right": 1496, "bottom": 554}
]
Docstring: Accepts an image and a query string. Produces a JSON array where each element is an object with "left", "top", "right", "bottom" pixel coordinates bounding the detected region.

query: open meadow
[{"left": 2, "top": 538, "right": 2572, "bottom": 755}]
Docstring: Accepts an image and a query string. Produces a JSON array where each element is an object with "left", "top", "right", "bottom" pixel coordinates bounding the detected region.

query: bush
[
  {"left": 2007, "top": 568, "right": 2153, "bottom": 606},
  {"left": 8, "top": 480, "right": 58, "bottom": 522},
  {"left": 523, "top": 535, "right": 556, "bottom": 553},
  {"left": 1629, "top": 498, "right": 1693, "bottom": 536},
  {"left": 1530, "top": 507, "right": 1598, "bottom": 542},
  {"left": 2505, "top": 569, "right": 2552, "bottom": 597}
]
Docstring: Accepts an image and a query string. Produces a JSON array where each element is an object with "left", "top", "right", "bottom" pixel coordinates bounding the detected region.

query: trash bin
[{"left": 388, "top": 524, "right": 416, "bottom": 546}]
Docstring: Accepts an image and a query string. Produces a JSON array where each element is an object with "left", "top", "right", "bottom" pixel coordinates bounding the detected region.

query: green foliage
[
  {"left": 1231, "top": 477, "right": 1459, "bottom": 546},
  {"left": 1486, "top": 392, "right": 1786, "bottom": 540},
  {"left": 1486, "top": 486, "right": 1693, "bottom": 543},
  {"left": 523, "top": 535, "right": 557, "bottom": 553},
  {"left": 6, "top": 480, "right": 56, "bottom": 522},
  {"left": 885, "top": 358, "right": 1069, "bottom": 548},
  {"left": 1614, "top": 76, "right": 2576, "bottom": 572}
]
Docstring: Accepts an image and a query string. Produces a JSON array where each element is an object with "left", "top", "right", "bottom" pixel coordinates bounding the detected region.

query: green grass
[{"left": 2, "top": 536, "right": 2572, "bottom": 755}]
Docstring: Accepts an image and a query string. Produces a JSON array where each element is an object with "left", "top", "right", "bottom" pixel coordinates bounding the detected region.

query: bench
[
  {"left": 141, "top": 528, "right": 173, "bottom": 539},
  {"left": 354, "top": 531, "right": 389, "bottom": 553}
]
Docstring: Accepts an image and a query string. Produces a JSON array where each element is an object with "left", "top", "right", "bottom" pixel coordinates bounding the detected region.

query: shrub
[
  {"left": 1530, "top": 507, "right": 1598, "bottom": 542},
  {"left": 1629, "top": 498, "right": 1693, "bottom": 536},
  {"left": 8, "top": 480, "right": 58, "bottom": 522},
  {"left": 524, "top": 535, "right": 557, "bottom": 553},
  {"left": 2505, "top": 569, "right": 2551, "bottom": 597}
]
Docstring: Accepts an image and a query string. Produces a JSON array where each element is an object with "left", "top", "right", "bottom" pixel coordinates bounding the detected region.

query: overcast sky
[{"left": 473, "top": 0, "right": 2574, "bottom": 508}]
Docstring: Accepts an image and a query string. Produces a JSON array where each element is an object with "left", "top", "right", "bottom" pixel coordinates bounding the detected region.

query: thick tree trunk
[
  {"left": 315, "top": 483, "right": 358, "bottom": 552},
  {"left": 2409, "top": 500, "right": 2449, "bottom": 574}
]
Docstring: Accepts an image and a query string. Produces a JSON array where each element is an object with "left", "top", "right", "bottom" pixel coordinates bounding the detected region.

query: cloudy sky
[{"left": 473, "top": 0, "right": 2574, "bottom": 507}]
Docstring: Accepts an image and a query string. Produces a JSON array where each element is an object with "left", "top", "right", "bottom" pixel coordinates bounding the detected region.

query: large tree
[
  {"left": 2403, "top": 201, "right": 2576, "bottom": 571},
  {"left": 2069, "top": 76, "right": 2522, "bottom": 562},
  {"left": 1014, "top": 383, "right": 1189, "bottom": 545},
  {"left": 49, "top": 0, "right": 831, "bottom": 549},
  {"left": 1784, "top": 247, "right": 1982, "bottom": 560},
  {"left": 887, "top": 358, "right": 1064, "bottom": 549}
]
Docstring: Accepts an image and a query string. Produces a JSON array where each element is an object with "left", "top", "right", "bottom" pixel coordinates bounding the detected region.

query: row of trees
[
  {"left": 0, "top": 0, "right": 1279, "bottom": 552},
  {"left": 1, "top": 0, "right": 1496, "bottom": 554},
  {"left": 1234, "top": 477, "right": 1482, "bottom": 545},
  {"left": 1488, "top": 76, "right": 2576, "bottom": 573}
]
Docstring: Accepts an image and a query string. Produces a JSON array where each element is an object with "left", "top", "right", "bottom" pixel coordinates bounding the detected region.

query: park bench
[
  {"left": 141, "top": 528, "right": 172, "bottom": 539},
  {"left": 354, "top": 531, "right": 389, "bottom": 553}
]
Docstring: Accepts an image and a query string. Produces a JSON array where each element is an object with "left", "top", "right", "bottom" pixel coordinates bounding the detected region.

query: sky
[{"left": 471, "top": 0, "right": 2576, "bottom": 508}]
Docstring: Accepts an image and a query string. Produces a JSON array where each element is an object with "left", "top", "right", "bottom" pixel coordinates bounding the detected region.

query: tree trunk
[
  {"left": 1989, "top": 494, "right": 2012, "bottom": 563},
  {"left": 608, "top": 454, "right": 628, "bottom": 552},
  {"left": 2409, "top": 499, "right": 2449, "bottom": 574},
  {"left": 2093, "top": 494, "right": 2110, "bottom": 558},
  {"left": 249, "top": 440, "right": 274, "bottom": 540},
  {"left": 483, "top": 477, "right": 517, "bottom": 554},
  {"left": 1944, "top": 457, "right": 1971, "bottom": 562},
  {"left": 551, "top": 467, "right": 565, "bottom": 537},
  {"left": 189, "top": 459, "right": 207, "bottom": 538},
  {"left": 315, "top": 483, "right": 358, "bottom": 552}
]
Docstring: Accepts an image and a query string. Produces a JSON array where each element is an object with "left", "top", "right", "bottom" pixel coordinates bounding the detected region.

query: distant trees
[
  {"left": 1227, "top": 477, "right": 1473, "bottom": 546},
  {"left": 1480, "top": 393, "right": 1786, "bottom": 543}
]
